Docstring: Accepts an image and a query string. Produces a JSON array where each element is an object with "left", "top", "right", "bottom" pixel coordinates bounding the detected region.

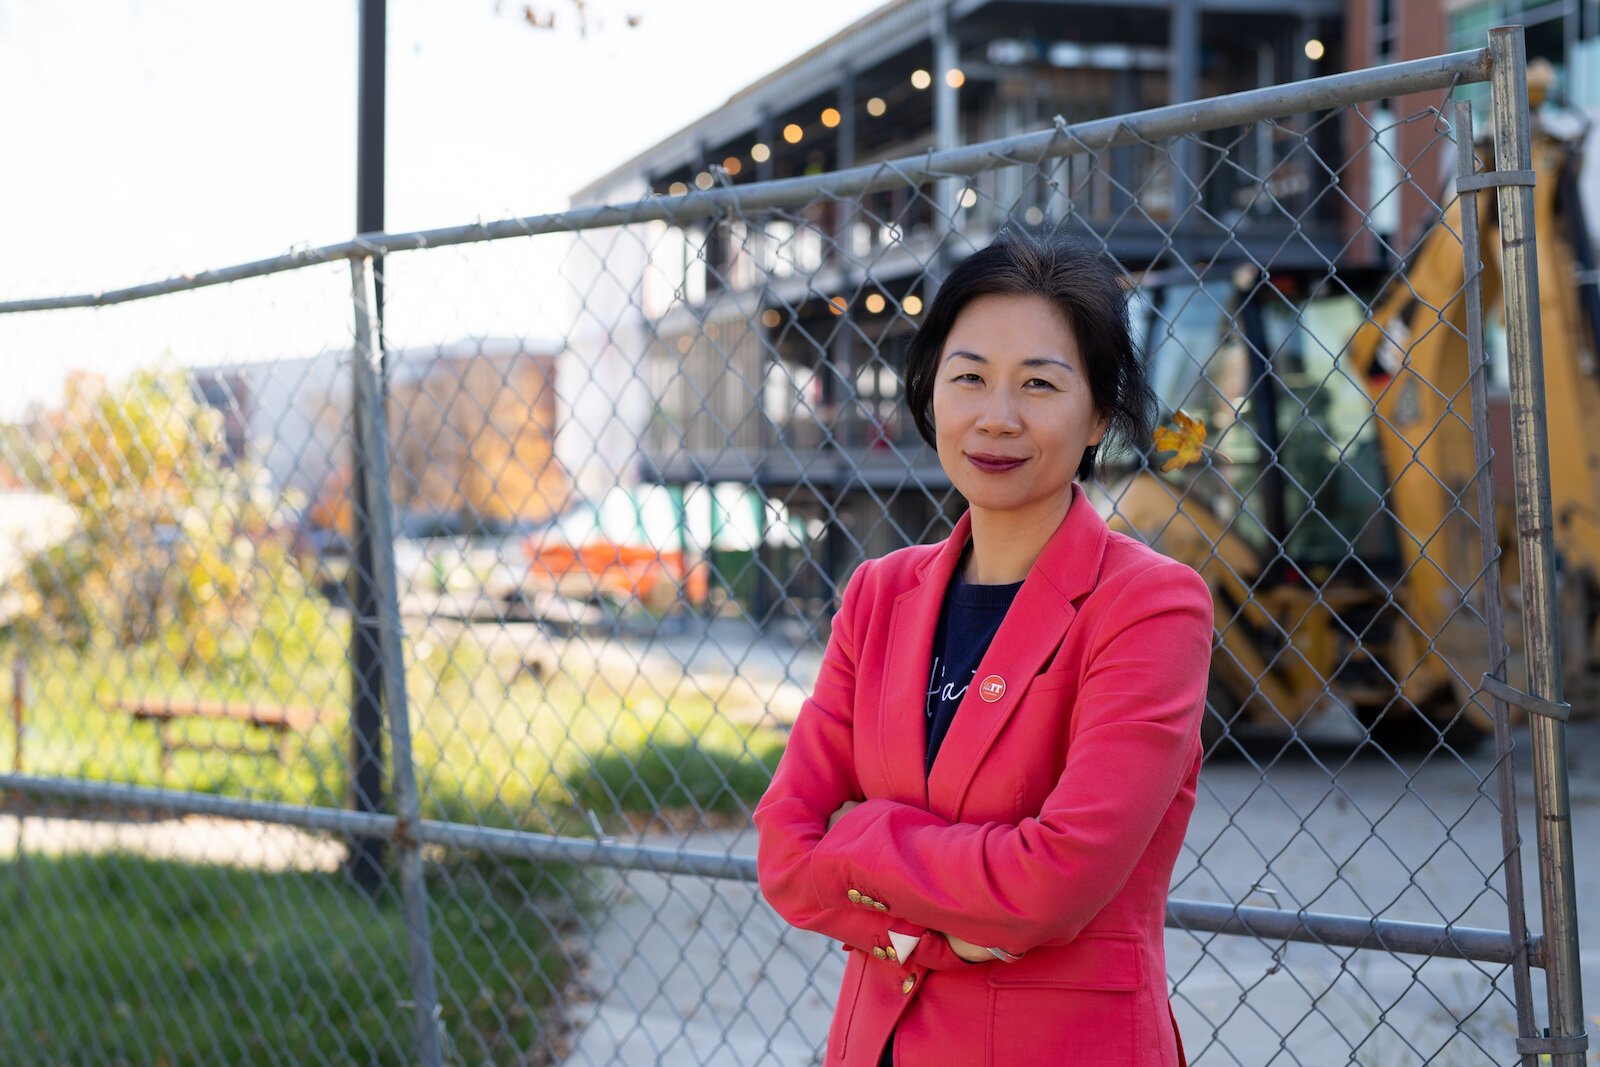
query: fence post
[
  {"left": 348, "top": 348, "right": 387, "bottom": 897},
  {"left": 347, "top": 0, "right": 389, "bottom": 901},
  {"left": 349, "top": 253, "right": 444, "bottom": 1067},
  {"left": 1453, "top": 97, "right": 1538, "bottom": 1065},
  {"left": 1487, "top": 25, "right": 1589, "bottom": 1065}
]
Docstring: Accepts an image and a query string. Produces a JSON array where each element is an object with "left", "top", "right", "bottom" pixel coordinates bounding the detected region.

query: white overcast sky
[{"left": 0, "top": 0, "right": 882, "bottom": 413}]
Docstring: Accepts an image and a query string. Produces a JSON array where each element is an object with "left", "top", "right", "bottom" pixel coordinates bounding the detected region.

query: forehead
[{"left": 942, "top": 293, "right": 1080, "bottom": 361}]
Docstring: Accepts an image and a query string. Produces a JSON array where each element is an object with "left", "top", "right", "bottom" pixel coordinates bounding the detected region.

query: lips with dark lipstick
[{"left": 966, "top": 452, "right": 1027, "bottom": 473}]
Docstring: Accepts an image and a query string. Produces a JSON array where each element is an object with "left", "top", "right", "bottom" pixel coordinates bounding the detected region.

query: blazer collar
[{"left": 877, "top": 483, "right": 1110, "bottom": 819}]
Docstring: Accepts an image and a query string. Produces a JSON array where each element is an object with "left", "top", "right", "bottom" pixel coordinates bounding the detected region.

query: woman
[{"left": 753, "top": 227, "right": 1213, "bottom": 1066}]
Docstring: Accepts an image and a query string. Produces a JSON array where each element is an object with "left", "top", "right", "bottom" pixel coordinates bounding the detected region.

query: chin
[
  {"left": 953, "top": 479, "right": 1076, "bottom": 515},
  {"left": 956, "top": 487, "right": 1040, "bottom": 513}
]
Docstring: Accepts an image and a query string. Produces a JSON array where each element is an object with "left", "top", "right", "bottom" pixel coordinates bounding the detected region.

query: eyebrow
[{"left": 945, "top": 349, "right": 1076, "bottom": 373}]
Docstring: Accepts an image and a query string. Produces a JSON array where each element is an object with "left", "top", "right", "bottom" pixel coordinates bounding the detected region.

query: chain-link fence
[{"left": 0, "top": 25, "right": 1588, "bottom": 1067}]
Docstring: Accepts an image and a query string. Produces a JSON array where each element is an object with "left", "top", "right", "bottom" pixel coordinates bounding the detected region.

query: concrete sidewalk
[{"left": 560, "top": 827, "right": 838, "bottom": 1067}]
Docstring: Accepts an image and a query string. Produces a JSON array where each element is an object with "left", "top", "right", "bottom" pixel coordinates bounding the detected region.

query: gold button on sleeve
[
  {"left": 846, "top": 889, "right": 862, "bottom": 904},
  {"left": 872, "top": 946, "right": 887, "bottom": 959}
]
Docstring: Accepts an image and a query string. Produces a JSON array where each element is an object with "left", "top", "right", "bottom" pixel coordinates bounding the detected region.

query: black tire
[{"left": 1367, "top": 689, "right": 1491, "bottom": 754}]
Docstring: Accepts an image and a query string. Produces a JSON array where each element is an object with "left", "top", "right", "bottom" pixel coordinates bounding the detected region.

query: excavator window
[
  {"left": 1139, "top": 277, "right": 1400, "bottom": 573},
  {"left": 1258, "top": 294, "right": 1398, "bottom": 570}
]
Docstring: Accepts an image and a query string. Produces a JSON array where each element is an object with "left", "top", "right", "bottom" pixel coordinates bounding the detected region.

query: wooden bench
[{"left": 107, "top": 698, "right": 321, "bottom": 778}]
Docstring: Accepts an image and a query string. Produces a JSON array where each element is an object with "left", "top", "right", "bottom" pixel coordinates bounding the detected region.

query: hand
[
  {"left": 827, "top": 800, "right": 861, "bottom": 830},
  {"left": 943, "top": 932, "right": 992, "bottom": 963}
]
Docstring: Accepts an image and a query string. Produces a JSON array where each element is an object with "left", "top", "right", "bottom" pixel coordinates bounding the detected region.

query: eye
[
  {"left": 950, "top": 372, "right": 982, "bottom": 384},
  {"left": 1025, "top": 378, "right": 1059, "bottom": 390}
]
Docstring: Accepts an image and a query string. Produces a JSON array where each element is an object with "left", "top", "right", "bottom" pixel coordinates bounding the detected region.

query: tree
[{"left": 11, "top": 369, "right": 330, "bottom": 678}]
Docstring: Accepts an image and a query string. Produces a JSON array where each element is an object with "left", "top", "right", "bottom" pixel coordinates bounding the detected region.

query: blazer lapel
[
  {"left": 925, "top": 484, "right": 1110, "bottom": 821},
  {"left": 875, "top": 511, "right": 972, "bottom": 809}
]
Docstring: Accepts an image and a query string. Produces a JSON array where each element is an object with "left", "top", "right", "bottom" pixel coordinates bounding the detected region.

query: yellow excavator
[{"left": 1098, "top": 97, "right": 1600, "bottom": 749}]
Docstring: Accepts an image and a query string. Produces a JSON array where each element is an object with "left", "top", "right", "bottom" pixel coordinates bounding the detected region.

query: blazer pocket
[
  {"left": 985, "top": 933, "right": 1141, "bottom": 991},
  {"left": 1025, "top": 670, "right": 1079, "bottom": 695},
  {"left": 986, "top": 935, "right": 1141, "bottom": 1067}
]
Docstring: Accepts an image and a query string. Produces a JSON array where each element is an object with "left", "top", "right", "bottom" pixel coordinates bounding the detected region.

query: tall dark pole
[{"left": 347, "top": 0, "right": 387, "bottom": 897}]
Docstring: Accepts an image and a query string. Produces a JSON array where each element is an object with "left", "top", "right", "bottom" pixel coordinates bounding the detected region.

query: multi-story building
[
  {"left": 192, "top": 339, "right": 566, "bottom": 534},
  {"left": 569, "top": 0, "right": 1362, "bottom": 625},
  {"left": 1343, "top": 0, "right": 1600, "bottom": 252}
]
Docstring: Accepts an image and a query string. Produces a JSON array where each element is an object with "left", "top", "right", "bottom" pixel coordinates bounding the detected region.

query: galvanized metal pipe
[
  {"left": 0, "top": 772, "right": 399, "bottom": 835},
  {"left": 1455, "top": 97, "right": 1539, "bottom": 1064},
  {"left": 1164, "top": 900, "right": 1535, "bottom": 966},
  {"left": 350, "top": 255, "right": 443, "bottom": 1067},
  {"left": 0, "top": 771, "right": 1542, "bottom": 967},
  {"left": 0, "top": 48, "right": 1491, "bottom": 314},
  {"left": 1489, "top": 25, "right": 1589, "bottom": 1065}
]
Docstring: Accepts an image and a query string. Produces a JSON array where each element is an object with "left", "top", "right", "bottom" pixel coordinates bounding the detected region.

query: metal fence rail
[
  {"left": 0, "top": 25, "right": 1587, "bottom": 1066},
  {"left": 0, "top": 769, "right": 1539, "bottom": 965},
  {"left": 0, "top": 47, "right": 1490, "bottom": 317}
]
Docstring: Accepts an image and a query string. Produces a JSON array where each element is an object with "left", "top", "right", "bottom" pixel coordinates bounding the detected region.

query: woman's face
[{"left": 931, "top": 292, "right": 1108, "bottom": 518}]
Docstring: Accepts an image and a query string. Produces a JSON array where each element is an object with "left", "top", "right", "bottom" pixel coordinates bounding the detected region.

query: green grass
[
  {"left": 0, "top": 617, "right": 788, "bottom": 1063},
  {"left": 0, "top": 605, "right": 793, "bottom": 1064},
  {"left": 0, "top": 850, "right": 589, "bottom": 1066},
  {"left": 566, "top": 715, "right": 785, "bottom": 822},
  {"left": 0, "top": 619, "right": 788, "bottom": 832}
]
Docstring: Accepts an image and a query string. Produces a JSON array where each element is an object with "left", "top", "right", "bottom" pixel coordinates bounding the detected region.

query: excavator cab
[
  {"left": 1102, "top": 102, "right": 1600, "bottom": 754},
  {"left": 1136, "top": 271, "right": 1399, "bottom": 579},
  {"left": 1104, "top": 269, "right": 1432, "bottom": 753}
]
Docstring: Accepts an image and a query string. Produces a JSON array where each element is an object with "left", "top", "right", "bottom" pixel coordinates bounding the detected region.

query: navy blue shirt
[{"left": 923, "top": 557, "right": 1025, "bottom": 774}]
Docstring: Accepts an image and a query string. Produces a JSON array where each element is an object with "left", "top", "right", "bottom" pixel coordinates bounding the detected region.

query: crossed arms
[{"left": 752, "top": 558, "right": 1213, "bottom": 967}]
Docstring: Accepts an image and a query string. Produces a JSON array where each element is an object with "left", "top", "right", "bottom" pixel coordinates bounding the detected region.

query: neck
[{"left": 961, "top": 490, "right": 1074, "bottom": 585}]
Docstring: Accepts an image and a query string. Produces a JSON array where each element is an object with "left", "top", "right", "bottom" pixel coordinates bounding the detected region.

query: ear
[{"left": 1087, "top": 410, "right": 1111, "bottom": 448}]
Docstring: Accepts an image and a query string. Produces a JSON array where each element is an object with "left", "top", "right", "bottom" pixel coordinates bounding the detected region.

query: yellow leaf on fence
[{"left": 1152, "top": 410, "right": 1208, "bottom": 472}]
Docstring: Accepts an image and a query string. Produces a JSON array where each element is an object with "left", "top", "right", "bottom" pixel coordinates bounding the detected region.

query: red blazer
[{"left": 754, "top": 483, "right": 1213, "bottom": 1066}]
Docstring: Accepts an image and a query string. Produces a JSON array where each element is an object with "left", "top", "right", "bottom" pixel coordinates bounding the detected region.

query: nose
[{"left": 974, "top": 388, "right": 1021, "bottom": 435}]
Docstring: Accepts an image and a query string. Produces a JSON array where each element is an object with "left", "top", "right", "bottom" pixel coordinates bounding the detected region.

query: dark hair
[{"left": 903, "top": 227, "right": 1155, "bottom": 481}]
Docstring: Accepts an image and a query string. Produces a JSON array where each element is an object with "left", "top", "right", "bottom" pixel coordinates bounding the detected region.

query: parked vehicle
[
  {"left": 516, "top": 500, "right": 708, "bottom": 616},
  {"left": 390, "top": 511, "right": 545, "bottom": 601}
]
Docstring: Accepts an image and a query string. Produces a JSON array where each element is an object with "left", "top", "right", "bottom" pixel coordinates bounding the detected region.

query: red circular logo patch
[{"left": 978, "top": 675, "right": 1006, "bottom": 702}]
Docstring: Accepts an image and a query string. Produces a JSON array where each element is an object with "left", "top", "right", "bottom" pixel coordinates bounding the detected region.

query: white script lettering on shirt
[{"left": 925, "top": 655, "right": 975, "bottom": 718}]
